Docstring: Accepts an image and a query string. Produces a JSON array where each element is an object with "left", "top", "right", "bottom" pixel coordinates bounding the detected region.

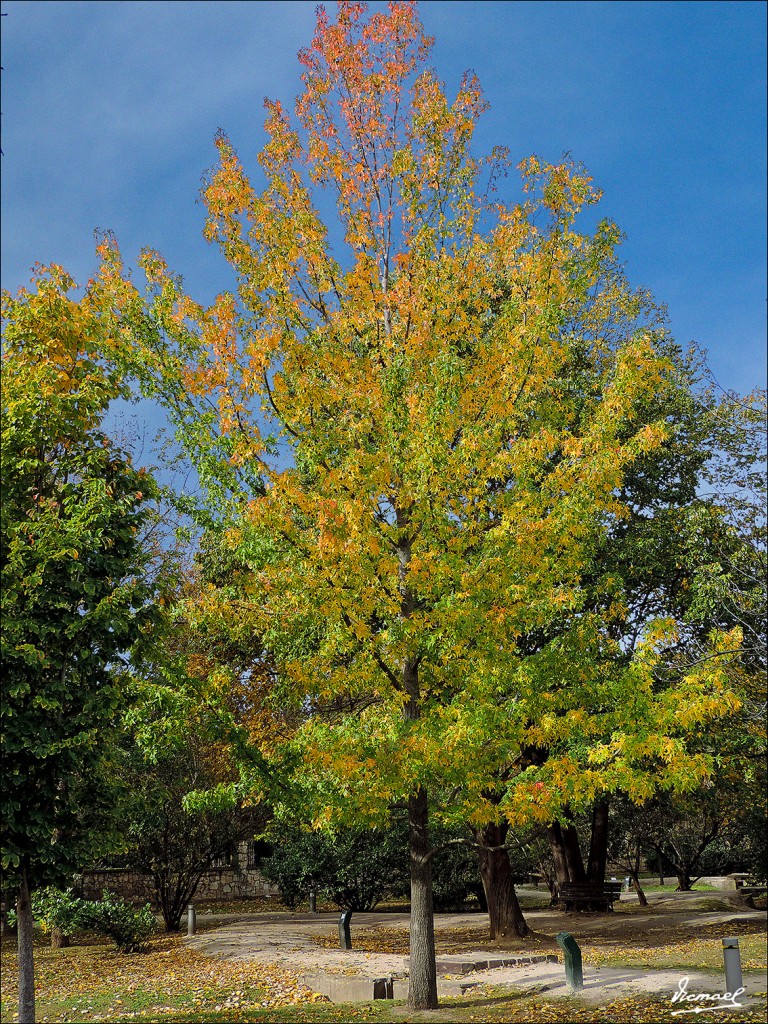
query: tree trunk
[
  {"left": 397, "top": 528, "right": 438, "bottom": 1010},
  {"left": 587, "top": 799, "right": 609, "bottom": 883},
  {"left": 17, "top": 867, "right": 35, "bottom": 1024},
  {"left": 628, "top": 839, "right": 648, "bottom": 907},
  {"left": 408, "top": 786, "right": 438, "bottom": 1010},
  {"left": 544, "top": 870, "right": 558, "bottom": 905},
  {"left": 562, "top": 822, "right": 586, "bottom": 882},
  {"left": 50, "top": 927, "right": 69, "bottom": 948},
  {"left": 155, "top": 869, "right": 204, "bottom": 932},
  {"left": 548, "top": 814, "right": 586, "bottom": 884},
  {"left": 547, "top": 821, "right": 570, "bottom": 887},
  {"left": 676, "top": 871, "right": 693, "bottom": 891},
  {"left": 631, "top": 873, "right": 649, "bottom": 907},
  {"left": 475, "top": 822, "right": 528, "bottom": 939}
]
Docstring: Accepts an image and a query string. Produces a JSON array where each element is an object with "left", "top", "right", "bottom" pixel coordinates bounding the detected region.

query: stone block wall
[{"left": 76, "top": 841, "right": 279, "bottom": 906}]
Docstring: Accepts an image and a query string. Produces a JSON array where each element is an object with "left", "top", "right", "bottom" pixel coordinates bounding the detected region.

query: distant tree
[
  {"left": 119, "top": 737, "right": 264, "bottom": 931},
  {"left": 540, "top": 382, "right": 765, "bottom": 904},
  {"left": 260, "top": 817, "right": 485, "bottom": 912},
  {"left": 260, "top": 818, "right": 409, "bottom": 912},
  {"left": 605, "top": 797, "right": 654, "bottom": 905},
  {"left": 118, "top": 574, "right": 273, "bottom": 934},
  {"left": 1, "top": 267, "right": 161, "bottom": 1024}
]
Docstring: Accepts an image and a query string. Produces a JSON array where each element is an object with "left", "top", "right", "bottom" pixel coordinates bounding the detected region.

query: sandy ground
[{"left": 185, "top": 890, "right": 767, "bottom": 1006}]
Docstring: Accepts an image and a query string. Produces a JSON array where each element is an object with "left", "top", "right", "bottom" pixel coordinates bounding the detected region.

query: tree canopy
[
  {"left": 92, "top": 1, "right": 751, "bottom": 1009},
  {"left": 1, "top": 267, "right": 162, "bottom": 1023}
]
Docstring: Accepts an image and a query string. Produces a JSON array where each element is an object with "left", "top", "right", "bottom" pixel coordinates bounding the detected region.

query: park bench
[{"left": 558, "top": 880, "right": 623, "bottom": 911}]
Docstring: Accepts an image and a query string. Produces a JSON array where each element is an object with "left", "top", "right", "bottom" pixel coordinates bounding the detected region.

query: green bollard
[
  {"left": 339, "top": 909, "right": 353, "bottom": 950},
  {"left": 555, "top": 930, "right": 583, "bottom": 991}
]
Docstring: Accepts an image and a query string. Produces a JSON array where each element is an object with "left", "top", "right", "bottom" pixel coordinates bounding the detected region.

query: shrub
[
  {"left": 31, "top": 887, "right": 87, "bottom": 940},
  {"left": 80, "top": 890, "right": 156, "bottom": 952}
]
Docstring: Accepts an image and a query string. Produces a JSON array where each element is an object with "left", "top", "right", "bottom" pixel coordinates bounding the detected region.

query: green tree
[
  {"left": 261, "top": 819, "right": 409, "bottom": 911},
  {"left": 536, "top": 379, "right": 765, "bottom": 904},
  {"left": 1, "top": 267, "right": 160, "bottom": 1024},
  {"left": 119, "top": 733, "right": 264, "bottom": 931},
  {"left": 115, "top": 560, "right": 276, "bottom": 933}
]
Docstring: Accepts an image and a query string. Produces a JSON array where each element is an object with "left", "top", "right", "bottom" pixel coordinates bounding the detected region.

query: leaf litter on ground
[
  {"left": 0, "top": 933, "right": 326, "bottom": 1023},
  {"left": 309, "top": 918, "right": 766, "bottom": 970}
]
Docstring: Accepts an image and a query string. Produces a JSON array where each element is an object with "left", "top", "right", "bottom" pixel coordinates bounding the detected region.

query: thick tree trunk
[
  {"left": 475, "top": 822, "right": 528, "bottom": 939},
  {"left": 547, "top": 821, "right": 570, "bottom": 887},
  {"left": 562, "top": 822, "right": 586, "bottom": 882},
  {"left": 587, "top": 799, "right": 609, "bottom": 883},
  {"left": 50, "top": 927, "right": 69, "bottom": 948},
  {"left": 17, "top": 867, "right": 35, "bottom": 1024},
  {"left": 676, "top": 871, "right": 693, "bottom": 892},
  {"left": 408, "top": 786, "right": 438, "bottom": 1010},
  {"left": 548, "top": 815, "right": 586, "bottom": 884}
]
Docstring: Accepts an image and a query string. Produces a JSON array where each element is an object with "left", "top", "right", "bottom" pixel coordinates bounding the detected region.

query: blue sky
[{"left": 2, "top": 0, "right": 766, "bottom": 397}]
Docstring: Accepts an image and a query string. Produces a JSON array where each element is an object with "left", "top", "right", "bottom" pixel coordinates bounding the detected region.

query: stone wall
[
  {"left": 76, "top": 865, "right": 278, "bottom": 906},
  {"left": 76, "top": 869, "right": 155, "bottom": 904},
  {"left": 76, "top": 841, "right": 279, "bottom": 906}
]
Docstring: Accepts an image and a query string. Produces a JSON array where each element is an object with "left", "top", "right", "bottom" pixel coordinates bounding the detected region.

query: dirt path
[{"left": 185, "top": 890, "right": 767, "bottom": 1005}]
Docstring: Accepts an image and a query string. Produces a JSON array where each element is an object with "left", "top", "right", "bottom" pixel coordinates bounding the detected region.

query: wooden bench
[{"left": 558, "top": 881, "right": 623, "bottom": 911}]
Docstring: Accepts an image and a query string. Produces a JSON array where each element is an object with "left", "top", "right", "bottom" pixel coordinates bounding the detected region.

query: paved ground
[{"left": 185, "top": 892, "right": 767, "bottom": 1006}]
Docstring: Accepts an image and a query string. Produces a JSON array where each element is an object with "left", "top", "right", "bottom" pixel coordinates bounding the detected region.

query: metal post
[
  {"left": 339, "top": 909, "right": 353, "bottom": 950},
  {"left": 555, "top": 931, "right": 583, "bottom": 991},
  {"left": 722, "top": 937, "right": 743, "bottom": 996},
  {"left": 309, "top": 890, "right": 317, "bottom": 913},
  {"left": 373, "top": 977, "right": 393, "bottom": 999},
  {"left": 187, "top": 904, "right": 196, "bottom": 937}
]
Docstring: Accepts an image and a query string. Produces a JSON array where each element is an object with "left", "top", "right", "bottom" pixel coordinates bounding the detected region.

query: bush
[
  {"left": 80, "top": 890, "right": 156, "bottom": 952},
  {"left": 31, "top": 887, "right": 86, "bottom": 939}
]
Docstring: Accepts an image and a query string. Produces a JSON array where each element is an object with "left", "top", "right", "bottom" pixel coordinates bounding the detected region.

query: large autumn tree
[
  {"left": 95, "top": 2, "right": 743, "bottom": 1008},
  {"left": 526, "top": 375, "right": 765, "bottom": 905},
  {"left": 1, "top": 268, "right": 161, "bottom": 1024}
]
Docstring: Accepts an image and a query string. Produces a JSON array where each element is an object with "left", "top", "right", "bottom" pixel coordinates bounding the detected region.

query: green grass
[
  {"left": 639, "top": 883, "right": 718, "bottom": 893},
  {"left": 103, "top": 992, "right": 768, "bottom": 1024},
  {"left": 108, "top": 1003, "right": 391, "bottom": 1023},
  {"left": 26, "top": 985, "right": 204, "bottom": 1021}
]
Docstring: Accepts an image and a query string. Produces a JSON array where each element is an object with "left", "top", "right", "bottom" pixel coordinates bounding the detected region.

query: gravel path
[{"left": 184, "top": 893, "right": 767, "bottom": 1005}]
